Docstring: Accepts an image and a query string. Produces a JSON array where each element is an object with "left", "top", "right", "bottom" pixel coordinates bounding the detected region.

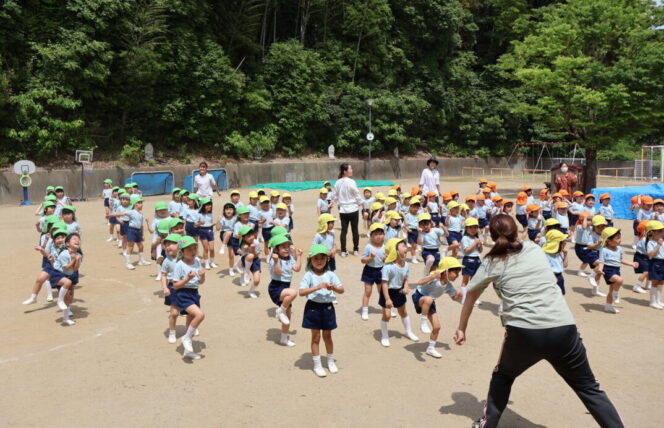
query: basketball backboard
[
  {"left": 13, "top": 160, "right": 36, "bottom": 175},
  {"left": 75, "top": 150, "right": 93, "bottom": 163}
]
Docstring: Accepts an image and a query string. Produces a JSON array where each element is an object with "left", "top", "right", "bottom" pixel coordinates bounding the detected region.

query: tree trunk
[{"left": 583, "top": 145, "right": 597, "bottom": 193}]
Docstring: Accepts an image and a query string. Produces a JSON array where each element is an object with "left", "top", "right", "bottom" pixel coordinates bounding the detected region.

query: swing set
[{"left": 507, "top": 142, "right": 582, "bottom": 175}]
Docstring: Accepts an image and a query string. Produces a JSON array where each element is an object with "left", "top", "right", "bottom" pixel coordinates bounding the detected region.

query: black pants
[
  {"left": 479, "top": 325, "right": 623, "bottom": 428},
  {"left": 339, "top": 210, "right": 359, "bottom": 252}
]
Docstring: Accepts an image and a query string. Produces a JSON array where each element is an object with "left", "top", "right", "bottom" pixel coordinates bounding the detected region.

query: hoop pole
[{"left": 20, "top": 186, "right": 33, "bottom": 206}]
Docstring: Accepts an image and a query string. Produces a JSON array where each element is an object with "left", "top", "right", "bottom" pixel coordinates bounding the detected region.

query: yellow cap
[
  {"left": 388, "top": 189, "right": 398, "bottom": 196},
  {"left": 410, "top": 196, "right": 422, "bottom": 205},
  {"left": 383, "top": 210, "right": 402, "bottom": 224},
  {"left": 363, "top": 187, "right": 373, "bottom": 192},
  {"left": 601, "top": 227, "right": 620, "bottom": 244},
  {"left": 375, "top": 192, "right": 385, "bottom": 200},
  {"left": 591, "top": 215, "right": 608, "bottom": 227},
  {"left": 317, "top": 213, "right": 337, "bottom": 233},
  {"left": 418, "top": 213, "right": 432, "bottom": 222},
  {"left": 447, "top": 201, "right": 460, "bottom": 210},
  {"left": 544, "top": 218, "right": 560, "bottom": 227},
  {"left": 460, "top": 203, "right": 470, "bottom": 211},
  {"left": 543, "top": 230, "right": 568, "bottom": 254},
  {"left": 319, "top": 188, "right": 329, "bottom": 194},
  {"left": 282, "top": 193, "right": 292, "bottom": 199},
  {"left": 259, "top": 195, "right": 270, "bottom": 203},
  {"left": 437, "top": 257, "right": 464, "bottom": 272},
  {"left": 248, "top": 191, "right": 259, "bottom": 199},
  {"left": 275, "top": 203, "right": 288, "bottom": 210},
  {"left": 230, "top": 189, "right": 240, "bottom": 196},
  {"left": 464, "top": 217, "right": 479, "bottom": 227},
  {"left": 647, "top": 220, "right": 664, "bottom": 232},
  {"left": 402, "top": 193, "right": 411, "bottom": 199},
  {"left": 369, "top": 223, "right": 385, "bottom": 233},
  {"left": 384, "top": 238, "right": 405, "bottom": 264},
  {"left": 270, "top": 190, "right": 280, "bottom": 197},
  {"left": 385, "top": 197, "right": 397, "bottom": 206},
  {"left": 370, "top": 201, "right": 383, "bottom": 212}
]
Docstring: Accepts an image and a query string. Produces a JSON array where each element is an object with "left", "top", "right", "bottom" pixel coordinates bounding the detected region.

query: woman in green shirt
[{"left": 454, "top": 214, "right": 623, "bottom": 428}]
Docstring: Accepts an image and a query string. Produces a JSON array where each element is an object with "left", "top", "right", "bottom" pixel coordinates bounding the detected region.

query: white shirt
[
  {"left": 333, "top": 177, "right": 362, "bottom": 214},
  {"left": 194, "top": 173, "right": 216, "bottom": 198},
  {"left": 419, "top": 168, "right": 440, "bottom": 195}
]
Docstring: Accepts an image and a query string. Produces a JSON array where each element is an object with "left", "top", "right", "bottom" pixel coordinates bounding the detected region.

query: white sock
[
  {"left": 139, "top": 253, "right": 146, "bottom": 262},
  {"left": 184, "top": 326, "right": 196, "bottom": 340},
  {"left": 428, "top": 340, "right": 436, "bottom": 348},
  {"left": 57, "top": 286, "right": 67, "bottom": 302},
  {"left": 424, "top": 257, "right": 434, "bottom": 275},
  {"left": 327, "top": 353, "right": 335, "bottom": 363},
  {"left": 312, "top": 355, "right": 322, "bottom": 369},
  {"left": 380, "top": 320, "right": 389, "bottom": 339},
  {"left": 361, "top": 306, "right": 368, "bottom": 315},
  {"left": 249, "top": 284, "right": 256, "bottom": 293},
  {"left": 124, "top": 254, "right": 131, "bottom": 264},
  {"left": 44, "top": 281, "right": 52, "bottom": 297},
  {"left": 281, "top": 333, "right": 289, "bottom": 342},
  {"left": 28, "top": 293, "right": 37, "bottom": 300},
  {"left": 63, "top": 308, "right": 71, "bottom": 321},
  {"left": 169, "top": 329, "right": 176, "bottom": 337},
  {"left": 612, "top": 291, "right": 619, "bottom": 301},
  {"left": 402, "top": 316, "right": 413, "bottom": 334}
]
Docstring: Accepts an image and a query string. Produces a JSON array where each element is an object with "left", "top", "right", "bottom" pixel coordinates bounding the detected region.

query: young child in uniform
[
  {"left": 646, "top": 221, "right": 664, "bottom": 309},
  {"left": 23, "top": 222, "right": 64, "bottom": 305},
  {"left": 62, "top": 205, "right": 81, "bottom": 235},
  {"left": 269, "top": 191, "right": 280, "bottom": 212},
  {"left": 543, "top": 229, "right": 568, "bottom": 295},
  {"left": 160, "top": 233, "right": 182, "bottom": 344},
  {"left": 53, "top": 232, "right": 82, "bottom": 326},
  {"left": 400, "top": 193, "right": 411, "bottom": 217},
  {"left": 146, "top": 201, "right": 169, "bottom": 262},
  {"left": 360, "top": 223, "right": 386, "bottom": 321},
  {"left": 583, "top": 194, "right": 596, "bottom": 215},
  {"left": 379, "top": 238, "right": 419, "bottom": 347},
  {"left": 574, "top": 213, "right": 603, "bottom": 280},
  {"left": 317, "top": 188, "right": 331, "bottom": 216},
  {"left": 268, "top": 234, "right": 303, "bottom": 346},
  {"left": 172, "top": 236, "right": 206, "bottom": 359},
  {"left": 460, "top": 218, "right": 483, "bottom": 288},
  {"left": 109, "top": 197, "right": 150, "bottom": 269},
  {"left": 403, "top": 197, "right": 422, "bottom": 263},
  {"left": 470, "top": 194, "right": 489, "bottom": 242},
  {"left": 183, "top": 194, "right": 200, "bottom": 241},
  {"left": 597, "top": 227, "right": 638, "bottom": 313},
  {"left": 417, "top": 213, "right": 447, "bottom": 275},
  {"left": 361, "top": 188, "right": 375, "bottom": 234},
  {"left": 217, "top": 201, "right": 236, "bottom": 255},
  {"left": 632, "top": 220, "right": 650, "bottom": 294},
  {"left": 247, "top": 191, "right": 261, "bottom": 232},
  {"left": 515, "top": 192, "right": 528, "bottom": 229},
  {"left": 369, "top": 201, "right": 384, "bottom": 225},
  {"left": 553, "top": 202, "right": 570, "bottom": 234},
  {"left": 54, "top": 186, "right": 71, "bottom": 216},
  {"left": 102, "top": 178, "right": 113, "bottom": 217},
  {"left": 426, "top": 192, "right": 441, "bottom": 226},
  {"left": 238, "top": 225, "right": 261, "bottom": 297},
  {"left": 312, "top": 213, "right": 337, "bottom": 271},
  {"left": 152, "top": 219, "right": 171, "bottom": 281},
  {"left": 525, "top": 204, "right": 542, "bottom": 242},
  {"left": 413, "top": 257, "right": 465, "bottom": 358},
  {"left": 281, "top": 193, "right": 295, "bottom": 232},
  {"left": 114, "top": 192, "right": 131, "bottom": 252},
  {"left": 195, "top": 198, "right": 216, "bottom": 269},
  {"left": 523, "top": 185, "right": 535, "bottom": 205},
  {"left": 258, "top": 196, "right": 274, "bottom": 257},
  {"left": 568, "top": 191, "right": 585, "bottom": 229},
  {"left": 298, "top": 244, "right": 344, "bottom": 377},
  {"left": 271, "top": 203, "right": 291, "bottom": 231},
  {"left": 635, "top": 195, "right": 655, "bottom": 249},
  {"left": 229, "top": 190, "right": 243, "bottom": 208},
  {"left": 540, "top": 189, "right": 552, "bottom": 220},
  {"left": 168, "top": 188, "right": 182, "bottom": 217},
  {"left": 445, "top": 201, "right": 463, "bottom": 257},
  {"left": 384, "top": 211, "right": 402, "bottom": 240},
  {"left": 598, "top": 193, "right": 614, "bottom": 227}
]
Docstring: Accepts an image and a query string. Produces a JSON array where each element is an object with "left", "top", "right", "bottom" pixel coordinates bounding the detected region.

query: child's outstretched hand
[
  {"left": 296, "top": 248, "right": 303, "bottom": 257},
  {"left": 271, "top": 253, "right": 279, "bottom": 261},
  {"left": 33, "top": 246, "right": 42, "bottom": 252}
]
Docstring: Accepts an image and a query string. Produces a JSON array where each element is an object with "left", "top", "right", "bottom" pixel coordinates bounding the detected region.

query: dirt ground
[{"left": 2, "top": 175, "right": 661, "bottom": 427}]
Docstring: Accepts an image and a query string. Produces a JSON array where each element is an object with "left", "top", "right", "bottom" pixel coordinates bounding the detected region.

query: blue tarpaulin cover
[
  {"left": 125, "top": 171, "right": 174, "bottom": 196},
  {"left": 591, "top": 183, "right": 664, "bottom": 219}
]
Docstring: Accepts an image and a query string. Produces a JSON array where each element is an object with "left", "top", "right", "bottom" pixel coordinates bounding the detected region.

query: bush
[{"left": 119, "top": 138, "right": 143, "bottom": 165}]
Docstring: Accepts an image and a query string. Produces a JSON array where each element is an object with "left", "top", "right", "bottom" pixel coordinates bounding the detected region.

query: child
[
  {"left": 361, "top": 187, "right": 375, "bottom": 233},
  {"left": 522, "top": 185, "right": 535, "bottom": 204},
  {"left": 417, "top": 213, "right": 446, "bottom": 275},
  {"left": 569, "top": 191, "right": 585, "bottom": 227},
  {"left": 525, "top": 204, "right": 542, "bottom": 242},
  {"left": 597, "top": 227, "right": 639, "bottom": 313},
  {"left": 583, "top": 194, "right": 597, "bottom": 215},
  {"left": 172, "top": 236, "right": 206, "bottom": 359},
  {"left": 400, "top": 193, "right": 412, "bottom": 217},
  {"left": 169, "top": 217, "right": 186, "bottom": 236},
  {"left": 23, "top": 224, "right": 65, "bottom": 305},
  {"left": 52, "top": 232, "right": 82, "bottom": 325},
  {"left": 183, "top": 194, "right": 200, "bottom": 241},
  {"left": 102, "top": 179, "right": 113, "bottom": 217},
  {"left": 298, "top": 244, "right": 344, "bottom": 377},
  {"left": 231, "top": 207, "right": 254, "bottom": 273},
  {"left": 317, "top": 188, "right": 331, "bottom": 216},
  {"left": 440, "top": 193, "right": 452, "bottom": 225},
  {"left": 379, "top": 238, "right": 419, "bottom": 347},
  {"left": 542, "top": 230, "right": 568, "bottom": 295},
  {"left": 268, "top": 234, "right": 303, "bottom": 346},
  {"left": 413, "top": 257, "right": 465, "bottom": 358},
  {"left": 247, "top": 191, "right": 261, "bottom": 231},
  {"left": 515, "top": 192, "right": 528, "bottom": 228},
  {"left": 582, "top": 215, "right": 608, "bottom": 295},
  {"left": 160, "top": 233, "right": 182, "bottom": 343},
  {"left": 195, "top": 198, "right": 216, "bottom": 269},
  {"left": 598, "top": 193, "right": 614, "bottom": 227},
  {"left": 54, "top": 186, "right": 71, "bottom": 216},
  {"left": 460, "top": 218, "right": 483, "bottom": 288},
  {"left": 178, "top": 189, "right": 190, "bottom": 214},
  {"left": 62, "top": 206, "right": 81, "bottom": 234},
  {"left": 470, "top": 195, "right": 489, "bottom": 242},
  {"left": 646, "top": 221, "right": 664, "bottom": 309},
  {"left": 147, "top": 201, "right": 169, "bottom": 262},
  {"left": 269, "top": 190, "right": 280, "bottom": 212},
  {"left": 152, "top": 219, "right": 171, "bottom": 281},
  {"left": 109, "top": 197, "right": 151, "bottom": 269},
  {"left": 360, "top": 223, "right": 387, "bottom": 321},
  {"left": 384, "top": 211, "right": 402, "bottom": 240},
  {"left": 282, "top": 192, "right": 295, "bottom": 231},
  {"left": 385, "top": 197, "right": 398, "bottom": 214},
  {"left": 553, "top": 202, "right": 570, "bottom": 234},
  {"left": 168, "top": 188, "right": 182, "bottom": 217},
  {"left": 105, "top": 187, "right": 120, "bottom": 241},
  {"left": 632, "top": 220, "right": 650, "bottom": 294},
  {"left": 217, "top": 202, "right": 237, "bottom": 270},
  {"left": 258, "top": 196, "right": 274, "bottom": 256},
  {"left": 635, "top": 195, "right": 655, "bottom": 249},
  {"left": 540, "top": 189, "right": 551, "bottom": 220},
  {"left": 238, "top": 225, "right": 261, "bottom": 297},
  {"left": 445, "top": 201, "right": 463, "bottom": 257},
  {"left": 369, "top": 201, "right": 384, "bottom": 225},
  {"left": 426, "top": 191, "right": 441, "bottom": 226},
  {"left": 114, "top": 192, "right": 131, "bottom": 251},
  {"left": 312, "top": 214, "right": 337, "bottom": 271},
  {"left": 271, "top": 203, "right": 291, "bottom": 231},
  {"left": 404, "top": 197, "right": 422, "bottom": 263},
  {"left": 230, "top": 190, "right": 244, "bottom": 208}
]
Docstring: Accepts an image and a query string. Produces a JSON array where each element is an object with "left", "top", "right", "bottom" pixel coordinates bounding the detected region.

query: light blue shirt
[
  {"left": 447, "top": 215, "right": 463, "bottom": 232},
  {"left": 427, "top": 201, "right": 439, "bottom": 214},
  {"left": 233, "top": 221, "right": 253, "bottom": 238},
  {"left": 362, "top": 197, "right": 375, "bottom": 210},
  {"left": 636, "top": 237, "right": 647, "bottom": 255},
  {"left": 173, "top": 258, "right": 203, "bottom": 289},
  {"left": 102, "top": 188, "right": 112, "bottom": 199},
  {"left": 421, "top": 228, "right": 445, "bottom": 249},
  {"left": 527, "top": 195, "right": 535, "bottom": 205},
  {"left": 527, "top": 216, "right": 541, "bottom": 230},
  {"left": 440, "top": 204, "right": 449, "bottom": 217},
  {"left": 272, "top": 216, "right": 290, "bottom": 228},
  {"left": 127, "top": 210, "right": 144, "bottom": 229},
  {"left": 540, "top": 200, "right": 551, "bottom": 212},
  {"left": 405, "top": 212, "right": 419, "bottom": 229},
  {"left": 647, "top": 239, "right": 664, "bottom": 259},
  {"left": 317, "top": 198, "right": 329, "bottom": 213},
  {"left": 313, "top": 231, "right": 335, "bottom": 251},
  {"left": 241, "top": 238, "right": 260, "bottom": 256},
  {"left": 583, "top": 205, "right": 596, "bottom": 215},
  {"left": 270, "top": 255, "right": 296, "bottom": 282},
  {"left": 599, "top": 246, "right": 622, "bottom": 267},
  {"left": 461, "top": 235, "right": 481, "bottom": 257},
  {"left": 182, "top": 207, "right": 198, "bottom": 223},
  {"left": 66, "top": 221, "right": 81, "bottom": 234},
  {"left": 258, "top": 208, "right": 274, "bottom": 226},
  {"left": 116, "top": 205, "right": 130, "bottom": 222},
  {"left": 381, "top": 263, "right": 409, "bottom": 289},
  {"left": 168, "top": 201, "right": 181, "bottom": 215},
  {"left": 299, "top": 271, "right": 341, "bottom": 303},
  {"left": 233, "top": 201, "right": 245, "bottom": 209},
  {"left": 546, "top": 252, "right": 564, "bottom": 273},
  {"left": 54, "top": 250, "right": 75, "bottom": 275},
  {"left": 569, "top": 202, "right": 584, "bottom": 215},
  {"left": 160, "top": 256, "right": 177, "bottom": 280},
  {"left": 598, "top": 204, "right": 614, "bottom": 220},
  {"left": 248, "top": 204, "right": 260, "bottom": 221},
  {"left": 516, "top": 204, "right": 527, "bottom": 215},
  {"left": 219, "top": 216, "right": 237, "bottom": 232},
  {"left": 385, "top": 226, "right": 400, "bottom": 240},
  {"left": 111, "top": 198, "right": 120, "bottom": 213},
  {"left": 197, "top": 212, "right": 214, "bottom": 227},
  {"left": 417, "top": 279, "right": 456, "bottom": 299},
  {"left": 575, "top": 225, "right": 594, "bottom": 246},
  {"left": 637, "top": 209, "right": 654, "bottom": 221},
  {"left": 553, "top": 211, "right": 569, "bottom": 228},
  {"left": 470, "top": 206, "right": 487, "bottom": 220},
  {"left": 362, "top": 243, "right": 385, "bottom": 268}
]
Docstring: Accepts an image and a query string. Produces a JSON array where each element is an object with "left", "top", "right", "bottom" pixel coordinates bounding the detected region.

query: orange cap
[
  {"left": 552, "top": 192, "right": 562, "bottom": 199},
  {"left": 479, "top": 178, "right": 488, "bottom": 184},
  {"left": 560, "top": 189, "right": 569, "bottom": 196},
  {"left": 502, "top": 199, "right": 513, "bottom": 206},
  {"left": 489, "top": 182, "right": 497, "bottom": 191},
  {"left": 655, "top": 199, "right": 664, "bottom": 205},
  {"left": 516, "top": 192, "right": 528, "bottom": 205},
  {"left": 465, "top": 195, "right": 476, "bottom": 202},
  {"left": 442, "top": 192, "right": 452, "bottom": 201},
  {"left": 526, "top": 204, "right": 540, "bottom": 213},
  {"left": 492, "top": 195, "right": 503, "bottom": 203},
  {"left": 411, "top": 186, "right": 421, "bottom": 196},
  {"left": 482, "top": 187, "right": 491, "bottom": 193},
  {"left": 573, "top": 191, "right": 584, "bottom": 197},
  {"left": 392, "top": 184, "right": 401, "bottom": 190},
  {"left": 555, "top": 202, "right": 567, "bottom": 209},
  {"left": 426, "top": 191, "right": 437, "bottom": 197},
  {"left": 450, "top": 190, "right": 459, "bottom": 197},
  {"left": 540, "top": 188, "right": 548, "bottom": 196},
  {"left": 585, "top": 194, "right": 595, "bottom": 200},
  {"left": 600, "top": 193, "right": 611, "bottom": 201},
  {"left": 476, "top": 194, "right": 486, "bottom": 200},
  {"left": 637, "top": 220, "right": 650, "bottom": 238},
  {"left": 521, "top": 185, "right": 532, "bottom": 191}
]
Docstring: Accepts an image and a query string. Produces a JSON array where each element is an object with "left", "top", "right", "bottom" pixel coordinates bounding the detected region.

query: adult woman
[
  {"left": 454, "top": 214, "right": 623, "bottom": 428},
  {"left": 333, "top": 163, "right": 362, "bottom": 257},
  {"left": 419, "top": 157, "right": 441, "bottom": 196},
  {"left": 193, "top": 162, "right": 221, "bottom": 199}
]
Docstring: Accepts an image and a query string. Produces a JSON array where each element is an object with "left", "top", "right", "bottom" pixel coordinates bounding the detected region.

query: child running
[
  {"left": 53, "top": 233, "right": 82, "bottom": 326},
  {"left": 632, "top": 220, "right": 650, "bottom": 294},
  {"left": 195, "top": 198, "right": 216, "bottom": 269},
  {"left": 312, "top": 213, "right": 337, "bottom": 271},
  {"left": 360, "top": 223, "right": 386, "bottom": 321},
  {"left": 268, "top": 234, "right": 303, "bottom": 346},
  {"left": 596, "top": 227, "right": 638, "bottom": 313},
  {"left": 646, "top": 220, "right": 664, "bottom": 309},
  {"left": 542, "top": 230, "right": 568, "bottom": 295},
  {"left": 160, "top": 233, "right": 182, "bottom": 343}
]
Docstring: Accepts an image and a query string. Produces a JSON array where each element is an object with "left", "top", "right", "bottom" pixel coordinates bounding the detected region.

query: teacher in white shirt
[
  {"left": 333, "top": 163, "right": 363, "bottom": 257},
  {"left": 193, "top": 161, "right": 221, "bottom": 198},
  {"left": 419, "top": 157, "right": 441, "bottom": 196}
]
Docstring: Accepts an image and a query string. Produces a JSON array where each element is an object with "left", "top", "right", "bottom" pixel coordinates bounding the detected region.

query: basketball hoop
[
  {"left": 73, "top": 150, "right": 94, "bottom": 201},
  {"left": 82, "top": 161, "right": 94, "bottom": 176}
]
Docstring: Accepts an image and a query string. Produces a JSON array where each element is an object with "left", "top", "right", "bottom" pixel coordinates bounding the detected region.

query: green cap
[
  {"left": 172, "top": 187, "right": 181, "bottom": 194},
  {"left": 104, "top": 179, "right": 113, "bottom": 184},
  {"left": 189, "top": 194, "right": 199, "bottom": 202},
  {"left": 130, "top": 195, "right": 142, "bottom": 203},
  {"left": 62, "top": 205, "right": 76, "bottom": 213},
  {"left": 178, "top": 235, "right": 197, "bottom": 249},
  {"left": 119, "top": 191, "right": 130, "bottom": 198},
  {"left": 55, "top": 186, "right": 64, "bottom": 191},
  {"left": 45, "top": 214, "right": 59, "bottom": 225},
  {"left": 238, "top": 225, "right": 254, "bottom": 236},
  {"left": 163, "top": 233, "right": 182, "bottom": 243},
  {"left": 52, "top": 222, "right": 67, "bottom": 231},
  {"left": 131, "top": 182, "right": 138, "bottom": 188},
  {"left": 154, "top": 201, "right": 168, "bottom": 211},
  {"left": 112, "top": 186, "right": 120, "bottom": 192},
  {"left": 179, "top": 189, "right": 189, "bottom": 196},
  {"left": 199, "top": 197, "right": 211, "bottom": 207},
  {"left": 268, "top": 234, "right": 290, "bottom": 248},
  {"left": 157, "top": 219, "right": 171, "bottom": 234},
  {"left": 270, "top": 226, "right": 288, "bottom": 238},
  {"left": 124, "top": 182, "right": 132, "bottom": 187},
  {"left": 42, "top": 201, "right": 56, "bottom": 209},
  {"left": 237, "top": 206, "right": 250, "bottom": 215},
  {"left": 308, "top": 244, "right": 329, "bottom": 258},
  {"left": 45, "top": 195, "right": 57, "bottom": 201},
  {"left": 51, "top": 228, "right": 69, "bottom": 238},
  {"left": 46, "top": 186, "right": 55, "bottom": 191},
  {"left": 169, "top": 218, "right": 184, "bottom": 229}
]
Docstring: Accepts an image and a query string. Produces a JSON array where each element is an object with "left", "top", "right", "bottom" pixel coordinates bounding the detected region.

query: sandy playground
[{"left": 2, "top": 175, "right": 662, "bottom": 427}]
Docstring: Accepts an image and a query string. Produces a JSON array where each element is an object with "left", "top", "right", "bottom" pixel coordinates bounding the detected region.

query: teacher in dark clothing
[{"left": 333, "top": 163, "right": 362, "bottom": 257}]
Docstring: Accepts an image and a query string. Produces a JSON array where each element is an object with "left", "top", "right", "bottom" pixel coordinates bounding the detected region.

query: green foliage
[{"left": 119, "top": 137, "right": 144, "bottom": 165}]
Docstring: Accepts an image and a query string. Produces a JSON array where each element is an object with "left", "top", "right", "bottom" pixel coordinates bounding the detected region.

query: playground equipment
[
  {"left": 73, "top": 150, "right": 93, "bottom": 201},
  {"left": 598, "top": 167, "right": 637, "bottom": 179},
  {"left": 461, "top": 167, "right": 485, "bottom": 177},
  {"left": 13, "top": 160, "right": 36, "bottom": 206},
  {"left": 507, "top": 142, "right": 582, "bottom": 171},
  {"left": 638, "top": 145, "right": 664, "bottom": 181}
]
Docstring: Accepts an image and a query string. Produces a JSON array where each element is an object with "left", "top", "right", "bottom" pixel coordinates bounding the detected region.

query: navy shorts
[
  {"left": 479, "top": 218, "right": 488, "bottom": 229},
  {"left": 379, "top": 288, "right": 407, "bottom": 308},
  {"left": 104, "top": 198, "right": 110, "bottom": 207},
  {"left": 649, "top": 259, "right": 664, "bottom": 281},
  {"left": 603, "top": 265, "right": 621, "bottom": 284},
  {"left": 462, "top": 256, "right": 481, "bottom": 276},
  {"left": 422, "top": 248, "right": 440, "bottom": 267},
  {"left": 185, "top": 221, "right": 198, "bottom": 238},
  {"left": 407, "top": 229, "right": 419, "bottom": 244},
  {"left": 431, "top": 213, "right": 441, "bottom": 226},
  {"left": 568, "top": 213, "right": 579, "bottom": 226},
  {"left": 249, "top": 219, "right": 259, "bottom": 228},
  {"left": 175, "top": 288, "right": 201, "bottom": 312},
  {"left": 198, "top": 226, "right": 214, "bottom": 241},
  {"left": 448, "top": 231, "right": 462, "bottom": 245},
  {"left": 109, "top": 216, "right": 118, "bottom": 225},
  {"left": 632, "top": 219, "right": 640, "bottom": 236},
  {"left": 634, "top": 252, "right": 649, "bottom": 274},
  {"left": 361, "top": 265, "right": 383, "bottom": 285},
  {"left": 362, "top": 208, "right": 370, "bottom": 216},
  {"left": 439, "top": 215, "right": 447, "bottom": 226},
  {"left": 527, "top": 229, "right": 539, "bottom": 241},
  {"left": 219, "top": 230, "right": 232, "bottom": 243},
  {"left": 575, "top": 244, "right": 599, "bottom": 265},
  {"left": 261, "top": 227, "right": 273, "bottom": 243},
  {"left": 230, "top": 237, "right": 241, "bottom": 254},
  {"left": 555, "top": 272, "right": 565, "bottom": 295},
  {"left": 302, "top": 300, "right": 337, "bottom": 330},
  {"left": 412, "top": 290, "right": 437, "bottom": 314},
  {"left": 542, "top": 211, "right": 552, "bottom": 220},
  {"left": 127, "top": 227, "right": 143, "bottom": 243},
  {"left": 241, "top": 254, "right": 261, "bottom": 272},
  {"left": 516, "top": 214, "right": 527, "bottom": 227},
  {"left": 328, "top": 257, "right": 336, "bottom": 272},
  {"left": 120, "top": 222, "right": 129, "bottom": 236},
  {"left": 560, "top": 227, "right": 568, "bottom": 234},
  {"left": 606, "top": 220, "right": 614, "bottom": 227},
  {"left": 268, "top": 280, "right": 290, "bottom": 306},
  {"left": 288, "top": 217, "right": 294, "bottom": 231},
  {"left": 41, "top": 256, "right": 51, "bottom": 271},
  {"left": 50, "top": 270, "right": 79, "bottom": 287},
  {"left": 164, "top": 282, "right": 176, "bottom": 306}
]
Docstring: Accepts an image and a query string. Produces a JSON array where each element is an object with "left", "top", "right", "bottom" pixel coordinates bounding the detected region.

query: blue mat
[
  {"left": 125, "top": 171, "right": 174, "bottom": 196},
  {"left": 591, "top": 183, "right": 664, "bottom": 219},
  {"left": 247, "top": 180, "right": 395, "bottom": 192}
]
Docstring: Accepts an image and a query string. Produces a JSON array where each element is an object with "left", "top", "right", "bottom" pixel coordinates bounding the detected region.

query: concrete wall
[{"left": 0, "top": 155, "right": 528, "bottom": 205}]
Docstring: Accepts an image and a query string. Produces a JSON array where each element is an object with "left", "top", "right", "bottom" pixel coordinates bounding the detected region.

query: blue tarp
[
  {"left": 183, "top": 169, "right": 228, "bottom": 192},
  {"left": 247, "top": 180, "right": 396, "bottom": 192},
  {"left": 591, "top": 183, "right": 664, "bottom": 219},
  {"left": 124, "top": 171, "right": 174, "bottom": 196}
]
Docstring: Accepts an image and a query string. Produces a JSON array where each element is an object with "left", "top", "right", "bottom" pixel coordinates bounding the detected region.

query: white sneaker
[
  {"left": 56, "top": 300, "right": 68, "bottom": 311},
  {"left": 138, "top": 260, "right": 151, "bottom": 266},
  {"left": 219, "top": 246, "right": 225, "bottom": 255},
  {"left": 183, "top": 351, "right": 202, "bottom": 360},
  {"left": 328, "top": 360, "right": 339, "bottom": 374},
  {"left": 228, "top": 268, "right": 235, "bottom": 276},
  {"left": 194, "top": 329, "right": 200, "bottom": 336},
  {"left": 313, "top": 366, "right": 327, "bottom": 377},
  {"left": 106, "top": 236, "right": 114, "bottom": 242},
  {"left": 341, "top": 251, "right": 348, "bottom": 257},
  {"left": 633, "top": 285, "right": 647, "bottom": 294},
  {"left": 62, "top": 319, "right": 76, "bottom": 326},
  {"left": 210, "top": 261, "right": 218, "bottom": 268},
  {"left": 126, "top": 263, "right": 135, "bottom": 270},
  {"left": 390, "top": 309, "right": 397, "bottom": 318},
  {"left": 155, "top": 274, "right": 162, "bottom": 281},
  {"left": 406, "top": 331, "right": 420, "bottom": 342},
  {"left": 22, "top": 296, "right": 37, "bottom": 305},
  {"left": 46, "top": 293, "right": 53, "bottom": 302},
  {"left": 588, "top": 276, "right": 598, "bottom": 287},
  {"left": 592, "top": 286, "right": 606, "bottom": 297},
  {"left": 361, "top": 309, "right": 369, "bottom": 321},
  {"left": 604, "top": 304, "right": 619, "bottom": 314},
  {"left": 117, "top": 240, "right": 122, "bottom": 248},
  {"left": 645, "top": 281, "right": 652, "bottom": 290},
  {"left": 280, "top": 336, "right": 296, "bottom": 347},
  {"left": 475, "top": 299, "right": 483, "bottom": 307},
  {"left": 631, "top": 244, "right": 637, "bottom": 250},
  {"left": 578, "top": 270, "right": 588, "bottom": 277},
  {"left": 420, "top": 317, "right": 432, "bottom": 334},
  {"left": 275, "top": 306, "right": 290, "bottom": 325},
  {"left": 426, "top": 347, "right": 442, "bottom": 358},
  {"left": 182, "top": 336, "right": 194, "bottom": 353},
  {"left": 650, "top": 302, "right": 663, "bottom": 309},
  {"left": 614, "top": 295, "right": 620, "bottom": 304},
  {"left": 411, "top": 257, "right": 419, "bottom": 264},
  {"left": 205, "top": 261, "right": 211, "bottom": 270},
  {"left": 353, "top": 250, "right": 359, "bottom": 256},
  {"left": 168, "top": 334, "right": 176, "bottom": 344},
  {"left": 248, "top": 291, "right": 258, "bottom": 299},
  {"left": 380, "top": 338, "right": 390, "bottom": 347}
]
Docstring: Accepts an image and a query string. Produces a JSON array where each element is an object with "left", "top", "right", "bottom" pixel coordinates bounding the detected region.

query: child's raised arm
[
  {"left": 292, "top": 248, "right": 303, "bottom": 272},
  {"left": 145, "top": 218, "right": 155, "bottom": 233}
]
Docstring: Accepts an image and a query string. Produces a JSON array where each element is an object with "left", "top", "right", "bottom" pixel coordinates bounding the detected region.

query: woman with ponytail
[{"left": 454, "top": 214, "right": 624, "bottom": 428}]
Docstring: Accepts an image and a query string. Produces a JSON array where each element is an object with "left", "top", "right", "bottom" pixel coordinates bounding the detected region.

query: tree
[{"left": 498, "top": 0, "right": 664, "bottom": 191}]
